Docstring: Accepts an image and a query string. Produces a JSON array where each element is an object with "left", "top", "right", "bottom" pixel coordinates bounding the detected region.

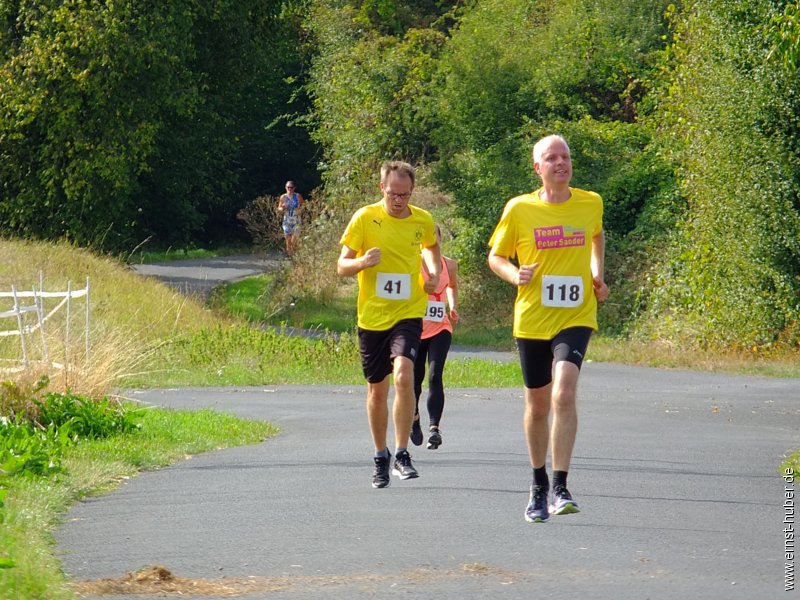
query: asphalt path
[
  {"left": 130, "top": 253, "right": 286, "bottom": 299},
  {"left": 56, "top": 370, "right": 799, "bottom": 599},
  {"left": 54, "top": 255, "right": 800, "bottom": 598}
]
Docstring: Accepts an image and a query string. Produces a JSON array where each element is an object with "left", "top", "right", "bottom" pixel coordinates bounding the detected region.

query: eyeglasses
[
  {"left": 286, "top": 186, "right": 294, "bottom": 189},
  {"left": 385, "top": 191, "right": 411, "bottom": 200}
]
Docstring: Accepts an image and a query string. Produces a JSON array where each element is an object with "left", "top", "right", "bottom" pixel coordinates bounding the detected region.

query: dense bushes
[
  {"left": 641, "top": 0, "right": 800, "bottom": 349},
  {"left": 2, "top": 0, "right": 798, "bottom": 352},
  {"left": 304, "top": 0, "right": 799, "bottom": 352},
  {"left": 0, "top": 1, "right": 317, "bottom": 251}
]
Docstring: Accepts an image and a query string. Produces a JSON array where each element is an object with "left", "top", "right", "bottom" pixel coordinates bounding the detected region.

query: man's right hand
[
  {"left": 516, "top": 263, "right": 538, "bottom": 286},
  {"left": 361, "top": 247, "right": 382, "bottom": 269}
]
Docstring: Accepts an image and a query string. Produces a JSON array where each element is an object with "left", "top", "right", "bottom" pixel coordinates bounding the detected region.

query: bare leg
[
  {"left": 392, "top": 356, "right": 415, "bottom": 450},
  {"left": 550, "top": 361, "right": 580, "bottom": 471},
  {"left": 366, "top": 377, "right": 390, "bottom": 452},
  {"left": 524, "top": 384, "right": 551, "bottom": 468}
]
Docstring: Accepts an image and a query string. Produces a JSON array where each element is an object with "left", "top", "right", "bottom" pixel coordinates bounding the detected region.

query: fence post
[
  {"left": 11, "top": 285, "right": 29, "bottom": 367},
  {"left": 32, "top": 285, "right": 49, "bottom": 363},
  {"left": 85, "top": 277, "right": 91, "bottom": 363},
  {"left": 66, "top": 280, "right": 72, "bottom": 371}
]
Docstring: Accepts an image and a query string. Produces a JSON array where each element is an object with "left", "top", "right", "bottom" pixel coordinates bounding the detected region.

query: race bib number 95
[
  {"left": 376, "top": 272, "right": 411, "bottom": 300},
  {"left": 425, "top": 300, "right": 446, "bottom": 322},
  {"left": 541, "top": 275, "right": 584, "bottom": 308}
]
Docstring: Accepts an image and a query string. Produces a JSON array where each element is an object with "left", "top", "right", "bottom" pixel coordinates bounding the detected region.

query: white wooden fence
[{"left": 0, "top": 273, "right": 90, "bottom": 373}]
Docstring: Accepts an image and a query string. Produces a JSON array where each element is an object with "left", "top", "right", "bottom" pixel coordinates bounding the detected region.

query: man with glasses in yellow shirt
[
  {"left": 489, "top": 134, "right": 609, "bottom": 522},
  {"left": 338, "top": 161, "right": 441, "bottom": 489}
]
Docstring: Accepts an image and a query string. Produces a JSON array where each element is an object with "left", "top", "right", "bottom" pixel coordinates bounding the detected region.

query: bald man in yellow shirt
[
  {"left": 338, "top": 161, "right": 441, "bottom": 489},
  {"left": 489, "top": 134, "right": 609, "bottom": 522}
]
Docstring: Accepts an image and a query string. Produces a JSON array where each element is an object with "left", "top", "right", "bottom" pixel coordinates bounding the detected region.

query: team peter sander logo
[{"left": 534, "top": 225, "right": 585, "bottom": 249}]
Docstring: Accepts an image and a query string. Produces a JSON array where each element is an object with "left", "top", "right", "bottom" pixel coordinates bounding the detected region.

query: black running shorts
[
  {"left": 515, "top": 326, "right": 593, "bottom": 389},
  {"left": 358, "top": 318, "right": 423, "bottom": 383}
]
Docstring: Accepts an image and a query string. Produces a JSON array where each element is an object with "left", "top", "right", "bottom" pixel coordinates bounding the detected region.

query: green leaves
[
  {"left": 642, "top": 0, "right": 800, "bottom": 350},
  {"left": 766, "top": 2, "right": 800, "bottom": 71},
  {"left": 0, "top": 391, "right": 142, "bottom": 481},
  {"left": 0, "top": 1, "right": 315, "bottom": 251}
]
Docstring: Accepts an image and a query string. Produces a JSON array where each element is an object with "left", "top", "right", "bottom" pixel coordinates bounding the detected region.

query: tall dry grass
[{"left": 0, "top": 238, "right": 220, "bottom": 400}]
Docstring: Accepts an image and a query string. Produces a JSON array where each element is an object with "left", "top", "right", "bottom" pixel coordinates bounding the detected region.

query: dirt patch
[{"left": 72, "top": 563, "right": 522, "bottom": 596}]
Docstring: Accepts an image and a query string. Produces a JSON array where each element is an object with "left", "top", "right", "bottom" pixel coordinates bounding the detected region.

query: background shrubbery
[
  {"left": 1, "top": 0, "right": 799, "bottom": 353},
  {"left": 303, "top": 0, "right": 800, "bottom": 354}
]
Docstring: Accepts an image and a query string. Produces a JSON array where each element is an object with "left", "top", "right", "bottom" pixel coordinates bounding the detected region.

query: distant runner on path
[
  {"left": 278, "top": 180, "right": 304, "bottom": 256},
  {"left": 488, "top": 134, "right": 609, "bottom": 523},
  {"left": 337, "top": 161, "right": 441, "bottom": 489}
]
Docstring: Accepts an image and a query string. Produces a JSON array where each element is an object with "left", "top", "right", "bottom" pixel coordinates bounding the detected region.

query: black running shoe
[
  {"left": 426, "top": 427, "right": 442, "bottom": 450},
  {"left": 410, "top": 418, "right": 423, "bottom": 446},
  {"left": 525, "top": 485, "right": 550, "bottom": 523},
  {"left": 392, "top": 450, "right": 419, "bottom": 479},
  {"left": 372, "top": 452, "right": 392, "bottom": 489}
]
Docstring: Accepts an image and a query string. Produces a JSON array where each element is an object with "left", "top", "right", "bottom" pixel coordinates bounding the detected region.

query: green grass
[
  {"left": 210, "top": 273, "right": 800, "bottom": 379},
  {"left": 0, "top": 405, "right": 276, "bottom": 600},
  {"left": 2, "top": 238, "right": 798, "bottom": 600},
  {"left": 783, "top": 451, "right": 800, "bottom": 475},
  {"left": 122, "top": 324, "right": 365, "bottom": 387},
  {"left": 212, "top": 275, "right": 358, "bottom": 331}
]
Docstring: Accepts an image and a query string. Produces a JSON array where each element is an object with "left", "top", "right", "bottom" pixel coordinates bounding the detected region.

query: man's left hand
[{"left": 593, "top": 276, "right": 609, "bottom": 302}]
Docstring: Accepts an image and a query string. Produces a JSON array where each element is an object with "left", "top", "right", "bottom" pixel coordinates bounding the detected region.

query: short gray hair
[{"left": 532, "top": 134, "right": 570, "bottom": 164}]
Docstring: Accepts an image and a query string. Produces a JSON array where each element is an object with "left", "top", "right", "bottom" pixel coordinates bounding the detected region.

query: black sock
[
  {"left": 552, "top": 470, "right": 568, "bottom": 489},
  {"left": 533, "top": 466, "right": 549, "bottom": 489}
]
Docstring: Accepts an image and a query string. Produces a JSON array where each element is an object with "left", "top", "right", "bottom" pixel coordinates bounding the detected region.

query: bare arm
[
  {"left": 421, "top": 241, "right": 442, "bottom": 294},
  {"left": 488, "top": 248, "right": 537, "bottom": 286},
  {"left": 444, "top": 257, "right": 459, "bottom": 323},
  {"left": 337, "top": 245, "right": 381, "bottom": 277},
  {"left": 591, "top": 231, "right": 609, "bottom": 302}
]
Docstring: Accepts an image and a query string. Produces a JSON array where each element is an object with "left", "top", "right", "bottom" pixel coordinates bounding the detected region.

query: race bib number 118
[{"left": 541, "top": 275, "right": 583, "bottom": 308}]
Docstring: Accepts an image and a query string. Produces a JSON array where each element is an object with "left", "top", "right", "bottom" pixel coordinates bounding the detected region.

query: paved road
[
  {"left": 56, "top": 367, "right": 800, "bottom": 599},
  {"left": 130, "top": 253, "right": 286, "bottom": 299}
]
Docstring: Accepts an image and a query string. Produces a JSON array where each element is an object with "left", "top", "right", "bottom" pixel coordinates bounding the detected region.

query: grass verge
[
  {"left": 211, "top": 273, "right": 800, "bottom": 379},
  {"left": 0, "top": 404, "right": 276, "bottom": 600}
]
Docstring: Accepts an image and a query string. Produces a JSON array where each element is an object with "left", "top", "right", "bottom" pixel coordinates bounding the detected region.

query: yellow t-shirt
[
  {"left": 488, "top": 187, "right": 604, "bottom": 340},
  {"left": 340, "top": 201, "right": 436, "bottom": 331}
]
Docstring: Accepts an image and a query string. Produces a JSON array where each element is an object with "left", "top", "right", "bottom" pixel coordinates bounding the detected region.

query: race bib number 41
[
  {"left": 376, "top": 272, "right": 411, "bottom": 300},
  {"left": 541, "top": 275, "right": 584, "bottom": 308}
]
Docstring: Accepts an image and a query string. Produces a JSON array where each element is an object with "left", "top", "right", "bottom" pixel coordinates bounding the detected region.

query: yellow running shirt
[
  {"left": 340, "top": 201, "right": 436, "bottom": 331},
  {"left": 488, "top": 187, "right": 603, "bottom": 340}
]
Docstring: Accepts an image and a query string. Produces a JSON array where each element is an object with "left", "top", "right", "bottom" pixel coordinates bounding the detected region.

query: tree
[
  {"left": 0, "top": 1, "right": 318, "bottom": 250},
  {"left": 644, "top": 0, "right": 800, "bottom": 349}
]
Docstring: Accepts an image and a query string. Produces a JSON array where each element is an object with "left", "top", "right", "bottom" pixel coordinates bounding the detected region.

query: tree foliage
[
  {"left": 0, "top": 1, "right": 317, "bottom": 250},
  {"left": 305, "top": 0, "right": 452, "bottom": 193},
  {"left": 644, "top": 0, "right": 800, "bottom": 349},
  {"left": 1, "top": 0, "right": 798, "bottom": 351}
]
